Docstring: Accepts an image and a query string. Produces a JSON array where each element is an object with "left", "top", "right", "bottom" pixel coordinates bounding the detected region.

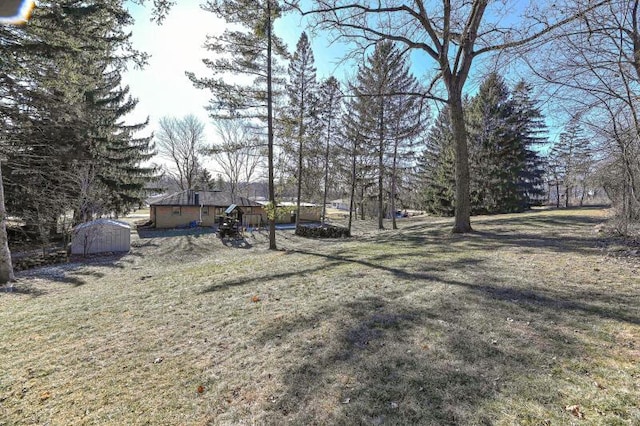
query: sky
[
  {"left": 123, "top": 2, "right": 220, "bottom": 143},
  {"left": 122, "top": 1, "right": 349, "bottom": 150},
  {"left": 121, "top": 1, "right": 560, "bottom": 165}
]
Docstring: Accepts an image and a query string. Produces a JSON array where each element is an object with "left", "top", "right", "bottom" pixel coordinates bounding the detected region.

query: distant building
[
  {"left": 149, "top": 190, "right": 264, "bottom": 228},
  {"left": 254, "top": 200, "right": 322, "bottom": 223},
  {"left": 330, "top": 199, "right": 350, "bottom": 211}
]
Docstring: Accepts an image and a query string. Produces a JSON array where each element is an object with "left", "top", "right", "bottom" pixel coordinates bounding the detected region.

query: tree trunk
[
  {"left": 391, "top": 137, "right": 398, "bottom": 230},
  {"left": 321, "top": 105, "right": 332, "bottom": 225},
  {"left": 348, "top": 137, "right": 357, "bottom": 234},
  {"left": 266, "top": 0, "right": 276, "bottom": 250},
  {"left": 295, "top": 136, "right": 303, "bottom": 228},
  {"left": 295, "top": 88, "right": 305, "bottom": 229},
  {"left": 377, "top": 101, "right": 385, "bottom": 230},
  {"left": 555, "top": 180, "right": 560, "bottom": 208},
  {"left": 0, "top": 164, "right": 15, "bottom": 284},
  {"left": 449, "top": 95, "right": 472, "bottom": 233}
]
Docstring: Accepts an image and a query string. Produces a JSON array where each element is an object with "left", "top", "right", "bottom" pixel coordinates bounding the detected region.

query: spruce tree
[
  {"left": 284, "top": 32, "right": 318, "bottom": 227},
  {"left": 418, "top": 107, "right": 456, "bottom": 216},
  {"left": 0, "top": 1, "right": 154, "bottom": 280},
  {"left": 418, "top": 76, "right": 546, "bottom": 216},
  {"left": 318, "top": 76, "right": 342, "bottom": 224},
  {"left": 87, "top": 72, "right": 156, "bottom": 219},
  {"left": 550, "top": 119, "right": 592, "bottom": 207},
  {"left": 466, "top": 74, "right": 546, "bottom": 214},
  {"left": 511, "top": 81, "right": 546, "bottom": 209},
  {"left": 466, "top": 73, "right": 517, "bottom": 214},
  {"left": 350, "top": 41, "right": 422, "bottom": 229}
]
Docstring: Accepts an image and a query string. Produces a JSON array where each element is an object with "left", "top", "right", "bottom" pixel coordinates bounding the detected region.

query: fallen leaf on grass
[
  {"left": 251, "top": 295, "right": 261, "bottom": 303},
  {"left": 40, "top": 391, "right": 51, "bottom": 401},
  {"left": 565, "top": 405, "right": 584, "bottom": 419},
  {"left": 197, "top": 385, "right": 205, "bottom": 394}
]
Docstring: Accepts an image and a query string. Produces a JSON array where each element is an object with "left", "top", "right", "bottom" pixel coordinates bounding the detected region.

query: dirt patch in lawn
[{"left": 1, "top": 207, "right": 639, "bottom": 425}]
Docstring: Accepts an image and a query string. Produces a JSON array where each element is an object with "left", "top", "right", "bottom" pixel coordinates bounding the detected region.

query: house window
[
  {"left": 202, "top": 206, "right": 210, "bottom": 216},
  {"left": 172, "top": 206, "right": 181, "bottom": 216}
]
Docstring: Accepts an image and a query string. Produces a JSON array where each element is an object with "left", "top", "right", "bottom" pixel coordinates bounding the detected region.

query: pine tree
[
  {"left": 350, "top": 41, "right": 422, "bottom": 229},
  {"left": 418, "top": 107, "right": 456, "bottom": 216},
  {"left": 188, "top": 0, "right": 288, "bottom": 250},
  {"left": 284, "top": 32, "right": 318, "bottom": 227},
  {"left": 466, "top": 73, "right": 546, "bottom": 214},
  {"left": 0, "top": 1, "right": 154, "bottom": 280},
  {"left": 511, "top": 81, "right": 546, "bottom": 209},
  {"left": 550, "top": 119, "right": 592, "bottom": 207},
  {"left": 340, "top": 102, "right": 368, "bottom": 232},
  {"left": 318, "top": 76, "right": 342, "bottom": 224}
]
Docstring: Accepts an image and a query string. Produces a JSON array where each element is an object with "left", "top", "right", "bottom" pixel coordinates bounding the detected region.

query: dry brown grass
[{"left": 1, "top": 207, "right": 639, "bottom": 425}]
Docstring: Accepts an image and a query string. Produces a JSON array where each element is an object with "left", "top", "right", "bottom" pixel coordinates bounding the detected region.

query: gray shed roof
[
  {"left": 150, "top": 190, "right": 261, "bottom": 208},
  {"left": 74, "top": 218, "right": 131, "bottom": 231}
]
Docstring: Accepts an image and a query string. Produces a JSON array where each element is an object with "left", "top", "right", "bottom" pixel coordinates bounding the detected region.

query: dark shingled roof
[{"left": 150, "top": 190, "right": 261, "bottom": 207}]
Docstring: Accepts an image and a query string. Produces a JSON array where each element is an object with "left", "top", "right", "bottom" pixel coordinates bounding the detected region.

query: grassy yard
[{"left": 1, "top": 208, "right": 638, "bottom": 425}]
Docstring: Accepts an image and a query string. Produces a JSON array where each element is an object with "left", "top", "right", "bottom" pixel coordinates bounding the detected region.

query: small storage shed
[{"left": 71, "top": 218, "right": 131, "bottom": 255}]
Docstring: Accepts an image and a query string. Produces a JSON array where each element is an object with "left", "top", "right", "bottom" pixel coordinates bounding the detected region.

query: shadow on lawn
[
  {"left": 136, "top": 226, "right": 218, "bottom": 239},
  {"left": 199, "top": 260, "right": 345, "bottom": 293},
  {"left": 373, "top": 214, "right": 601, "bottom": 256},
  {"left": 258, "top": 294, "right": 583, "bottom": 424},
  {"left": 291, "top": 249, "right": 639, "bottom": 326},
  {"left": 7, "top": 253, "right": 133, "bottom": 294}
]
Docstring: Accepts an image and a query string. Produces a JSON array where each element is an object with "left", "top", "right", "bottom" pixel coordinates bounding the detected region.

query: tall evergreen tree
[
  {"left": 466, "top": 73, "right": 546, "bottom": 214},
  {"left": 284, "top": 32, "right": 318, "bottom": 227},
  {"left": 0, "top": 1, "right": 154, "bottom": 281},
  {"left": 418, "top": 75, "right": 546, "bottom": 216},
  {"left": 418, "top": 106, "right": 456, "bottom": 216},
  {"left": 466, "top": 73, "right": 518, "bottom": 214},
  {"left": 318, "top": 76, "right": 342, "bottom": 224},
  {"left": 550, "top": 119, "right": 592, "bottom": 208},
  {"left": 187, "top": 0, "right": 288, "bottom": 250},
  {"left": 511, "top": 81, "right": 546, "bottom": 209},
  {"left": 87, "top": 72, "right": 156, "bottom": 219},
  {"left": 340, "top": 103, "right": 368, "bottom": 233},
  {"left": 350, "top": 41, "right": 422, "bottom": 229}
]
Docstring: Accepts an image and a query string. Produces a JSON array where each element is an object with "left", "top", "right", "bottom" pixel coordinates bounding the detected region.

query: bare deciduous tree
[
  {"left": 156, "top": 114, "right": 208, "bottom": 191},
  {"left": 524, "top": 0, "right": 640, "bottom": 223},
  {"left": 210, "top": 120, "right": 265, "bottom": 200}
]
